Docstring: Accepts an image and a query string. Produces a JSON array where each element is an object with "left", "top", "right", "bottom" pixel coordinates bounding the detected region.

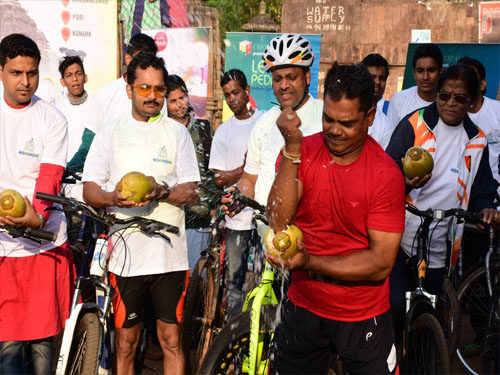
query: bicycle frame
[
  {"left": 56, "top": 240, "right": 113, "bottom": 375},
  {"left": 240, "top": 261, "right": 279, "bottom": 375}
]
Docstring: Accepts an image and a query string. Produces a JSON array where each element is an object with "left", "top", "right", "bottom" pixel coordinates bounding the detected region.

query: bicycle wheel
[
  {"left": 66, "top": 312, "right": 101, "bottom": 375},
  {"left": 182, "top": 256, "right": 217, "bottom": 373},
  {"left": 456, "top": 263, "right": 500, "bottom": 375},
  {"left": 200, "top": 307, "right": 276, "bottom": 375},
  {"left": 404, "top": 313, "right": 450, "bottom": 374},
  {"left": 436, "top": 278, "right": 461, "bottom": 358}
]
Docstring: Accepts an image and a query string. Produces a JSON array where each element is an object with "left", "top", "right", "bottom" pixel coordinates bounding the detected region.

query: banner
[
  {"left": 402, "top": 43, "right": 500, "bottom": 101},
  {"left": 0, "top": 0, "right": 118, "bottom": 94},
  {"left": 223, "top": 32, "right": 322, "bottom": 121},
  {"left": 143, "top": 27, "right": 210, "bottom": 119},
  {"left": 479, "top": 1, "right": 500, "bottom": 43}
]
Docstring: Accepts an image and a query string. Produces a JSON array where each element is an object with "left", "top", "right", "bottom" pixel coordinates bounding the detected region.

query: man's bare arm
[
  {"left": 83, "top": 181, "right": 198, "bottom": 208},
  {"left": 267, "top": 153, "right": 303, "bottom": 231},
  {"left": 213, "top": 167, "right": 243, "bottom": 188},
  {"left": 267, "top": 229, "right": 402, "bottom": 282},
  {"left": 236, "top": 171, "right": 258, "bottom": 199}
]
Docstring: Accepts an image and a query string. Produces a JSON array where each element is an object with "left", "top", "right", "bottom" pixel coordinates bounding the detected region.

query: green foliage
[{"left": 206, "top": 0, "right": 282, "bottom": 41}]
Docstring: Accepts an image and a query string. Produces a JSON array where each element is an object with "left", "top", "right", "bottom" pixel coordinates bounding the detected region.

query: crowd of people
[{"left": 0, "top": 28, "right": 499, "bottom": 375}]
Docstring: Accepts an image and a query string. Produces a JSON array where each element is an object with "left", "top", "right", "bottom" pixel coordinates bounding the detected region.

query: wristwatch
[{"left": 158, "top": 184, "right": 170, "bottom": 201}]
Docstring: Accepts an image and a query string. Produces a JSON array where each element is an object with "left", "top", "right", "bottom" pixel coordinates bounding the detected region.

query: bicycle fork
[{"left": 242, "top": 263, "right": 279, "bottom": 375}]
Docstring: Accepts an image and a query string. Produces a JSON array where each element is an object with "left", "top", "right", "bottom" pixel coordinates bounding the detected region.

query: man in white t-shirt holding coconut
[
  {"left": 209, "top": 69, "right": 262, "bottom": 318},
  {"left": 82, "top": 52, "right": 199, "bottom": 375}
]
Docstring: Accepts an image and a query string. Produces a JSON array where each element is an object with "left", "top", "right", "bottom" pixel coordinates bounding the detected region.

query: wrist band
[{"left": 282, "top": 146, "right": 301, "bottom": 164}]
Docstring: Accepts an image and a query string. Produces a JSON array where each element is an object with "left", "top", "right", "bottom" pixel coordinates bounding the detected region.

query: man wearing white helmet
[{"left": 225, "top": 34, "right": 323, "bottom": 226}]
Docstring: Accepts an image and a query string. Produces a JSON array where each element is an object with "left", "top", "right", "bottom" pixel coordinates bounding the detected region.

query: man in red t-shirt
[{"left": 266, "top": 63, "right": 406, "bottom": 374}]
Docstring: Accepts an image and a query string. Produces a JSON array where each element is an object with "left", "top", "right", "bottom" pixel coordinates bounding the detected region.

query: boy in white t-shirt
[
  {"left": 387, "top": 43, "right": 443, "bottom": 129},
  {"left": 82, "top": 52, "right": 199, "bottom": 375},
  {"left": 209, "top": 69, "right": 262, "bottom": 318},
  {"left": 0, "top": 33, "right": 71, "bottom": 375},
  {"left": 55, "top": 55, "right": 103, "bottom": 200}
]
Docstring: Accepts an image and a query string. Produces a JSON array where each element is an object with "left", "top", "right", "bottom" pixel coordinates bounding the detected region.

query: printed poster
[
  {"left": 479, "top": 1, "right": 500, "bottom": 43},
  {"left": 143, "top": 27, "right": 210, "bottom": 119},
  {"left": 0, "top": 0, "right": 118, "bottom": 94},
  {"left": 223, "top": 32, "right": 322, "bottom": 121}
]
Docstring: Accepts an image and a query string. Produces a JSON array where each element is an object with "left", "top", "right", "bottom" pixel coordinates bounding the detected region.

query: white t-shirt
[
  {"left": 95, "top": 77, "right": 130, "bottom": 127},
  {"left": 82, "top": 113, "right": 200, "bottom": 277},
  {"left": 35, "top": 79, "right": 63, "bottom": 104},
  {"left": 388, "top": 86, "right": 434, "bottom": 129},
  {"left": 369, "top": 109, "right": 394, "bottom": 150},
  {"left": 377, "top": 98, "right": 389, "bottom": 115},
  {"left": 0, "top": 96, "right": 68, "bottom": 257},
  {"left": 469, "top": 97, "right": 500, "bottom": 190},
  {"left": 55, "top": 92, "right": 103, "bottom": 162},
  {"left": 209, "top": 110, "right": 263, "bottom": 230},
  {"left": 245, "top": 96, "right": 324, "bottom": 206},
  {"left": 401, "top": 119, "right": 469, "bottom": 268}
]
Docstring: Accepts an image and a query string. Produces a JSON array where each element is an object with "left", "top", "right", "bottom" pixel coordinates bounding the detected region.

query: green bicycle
[{"left": 199, "top": 207, "right": 279, "bottom": 375}]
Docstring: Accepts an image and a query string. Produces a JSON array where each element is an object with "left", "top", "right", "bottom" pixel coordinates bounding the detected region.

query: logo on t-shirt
[
  {"left": 153, "top": 146, "right": 172, "bottom": 164},
  {"left": 18, "top": 138, "right": 39, "bottom": 158}
]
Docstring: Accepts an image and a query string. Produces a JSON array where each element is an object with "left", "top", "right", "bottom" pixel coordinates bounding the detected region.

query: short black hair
[
  {"left": 0, "top": 33, "right": 40, "bottom": 67},
  {"left": 220, "top": 69, "right": 248, "bottom": 90},
  {"left": 457, "top": 56, "right": 486, "bottom": 81},
  {"left": 457, "top": 56, "right": 486, "bottom": 95},
  {"left": 58, "top": 55, "right": 85, "bottom": 78},
  {"left": 412, "top": 43, "right": 443, "bottom": 70},
  {"left": 126, "top": 33, "right": 157, "bottom": 56},
  {"left": 166, "top": 74, "right": 188, "bottom": 96},
  {"left": 437, "top": 63, "right": 480, "bottom": 104},
  {"left": 126, "top": 52, "right": 168, "bottom": 86},
  {"left": 323, "top": 63, "right": 374, "bottom": 113},
  {"left": 361, "top": 53, "right": 389, "bottom": 77}
]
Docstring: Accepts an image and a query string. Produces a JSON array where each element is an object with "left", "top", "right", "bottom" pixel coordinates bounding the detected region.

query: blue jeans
[
  {"left": 225, "top": 228, "right": 259, "bottom": 318},
  {"left": 0, "top": 338, "right": 54, "bottom": 375},
  {"left": 186, "top": 228, "right": 212, "bottom": 271}
]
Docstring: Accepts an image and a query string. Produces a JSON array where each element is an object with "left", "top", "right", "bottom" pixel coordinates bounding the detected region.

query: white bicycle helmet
[{"left": 263, "top": 34, "right": 314, "bottom": 73}]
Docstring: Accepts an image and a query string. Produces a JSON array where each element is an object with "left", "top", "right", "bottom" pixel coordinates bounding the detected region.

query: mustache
[{"left": 144, "top": 100, "right": 160, "bottom": 106}]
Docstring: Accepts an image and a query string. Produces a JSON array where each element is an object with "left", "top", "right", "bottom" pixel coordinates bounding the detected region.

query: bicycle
[
  {"left": 198, "top": 203, "right": 276, "bottom": 375},
  {"left": 35, "top": 192, "right": 180, "bottom": 375},
  {"left": 455, "top": 221, "right": 499, "bottom": 374},
  {"left": 182, "top": 184, "right": 264, "bottom": 373},
  {"left": 402, "top": 203, "right": 487, "bottom": 373}
]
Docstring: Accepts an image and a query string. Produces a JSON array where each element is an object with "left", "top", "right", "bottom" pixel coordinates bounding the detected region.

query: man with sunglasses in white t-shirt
[{"left": 82, "top": 53, "right": 199, "bottom": 375}]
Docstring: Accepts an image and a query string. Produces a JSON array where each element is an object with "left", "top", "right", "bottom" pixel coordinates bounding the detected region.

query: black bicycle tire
[
  {"left": 456, "top": 263, "right": 500, "bottom": 375},
  {"left": 404, "top": 312, "right": 450, "bottom": 374},
  {"left": 66, "top": 312, "right": 101, "bottom": 375},
  {"left": 437, "top": 277, "right": 461, "bottom": 359},
  {"left": 182, "top": 256, "right": 217, "bottom": 373},
  {"left": 199, "top": 307, "right": 276, "bottom": 375}
]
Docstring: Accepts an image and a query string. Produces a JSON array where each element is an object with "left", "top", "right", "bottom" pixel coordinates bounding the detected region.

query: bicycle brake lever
[{"left": 155, "top": 232, "right": 172, "bottom": 244}]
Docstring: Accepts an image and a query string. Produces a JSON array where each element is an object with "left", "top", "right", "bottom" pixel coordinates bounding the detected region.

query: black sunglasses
[{"left": 438, "top": 91, "right": 470, "bottom": 105}]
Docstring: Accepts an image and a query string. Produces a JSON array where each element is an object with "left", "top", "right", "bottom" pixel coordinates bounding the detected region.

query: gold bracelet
[{"left": 282, "top": 146, "right": 301, "bottom": 164}]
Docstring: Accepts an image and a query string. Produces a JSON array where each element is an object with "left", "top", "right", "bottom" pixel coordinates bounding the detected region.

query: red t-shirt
[{"left": 287, "top": 133, "right": 405, "bottom": 321}]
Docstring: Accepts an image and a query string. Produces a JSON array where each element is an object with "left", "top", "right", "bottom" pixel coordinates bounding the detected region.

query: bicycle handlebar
[
  {"left": 0, "top": 224, "right": 57, "bottom": 242},
  {"left": 406, "top": 203, "right": 485, "bottom": 225},
  {"left": 35, "top": 193, "right": 180, "bottom": 239},
  {"left": 198, "top": 183, "right": 266, "bottom": 213}
]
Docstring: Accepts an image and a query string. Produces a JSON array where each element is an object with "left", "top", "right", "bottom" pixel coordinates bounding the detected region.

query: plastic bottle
[{"left": 89, "top": 235, "right": 109, "bottom": 278}]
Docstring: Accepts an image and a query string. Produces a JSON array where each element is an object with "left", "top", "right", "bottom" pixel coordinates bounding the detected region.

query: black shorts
[
  {"left": 269, "top": 299, "right": 398, "bottom": 375},
  {"left": 109, "top": 271, "right": 187, "bottom": 328}
]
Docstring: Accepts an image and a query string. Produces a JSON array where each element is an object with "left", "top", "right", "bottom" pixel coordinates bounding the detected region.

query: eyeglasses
[
  {"left": 438, "top": 91, "right": 470, "bottom": 105},
  {"left": 131, "top": 84, "right": 167, "bottom": 98}
]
